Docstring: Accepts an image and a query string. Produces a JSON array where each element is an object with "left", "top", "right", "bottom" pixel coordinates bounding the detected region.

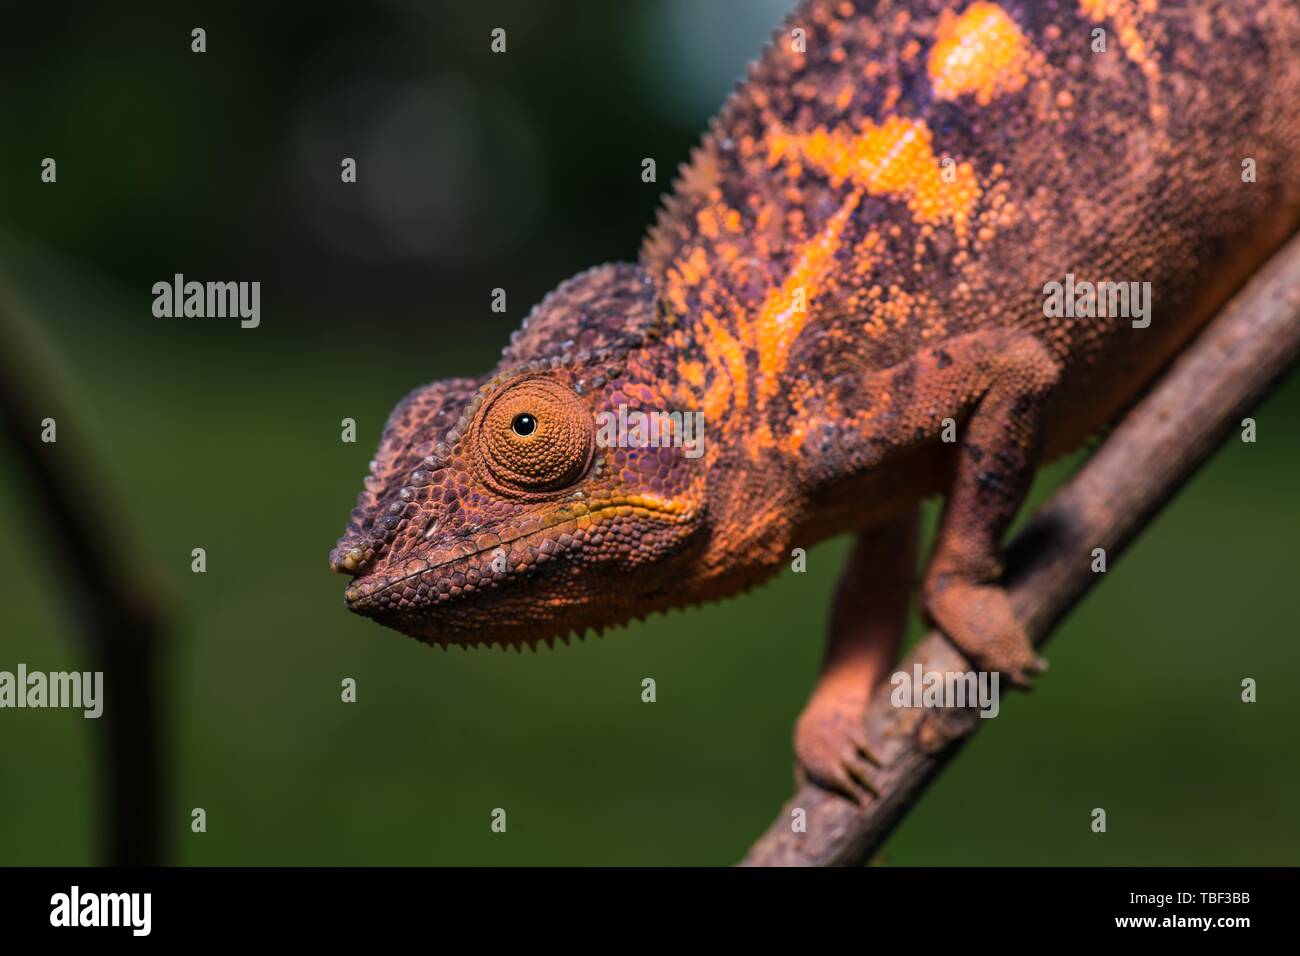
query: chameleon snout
[{"left": 330, "top": 547, "right": 366, "bottom": 576}]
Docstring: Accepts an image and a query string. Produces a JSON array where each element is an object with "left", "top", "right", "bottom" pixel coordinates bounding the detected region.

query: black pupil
[{"left": 512, "top": 413, "right": 537, "bottom": 437}]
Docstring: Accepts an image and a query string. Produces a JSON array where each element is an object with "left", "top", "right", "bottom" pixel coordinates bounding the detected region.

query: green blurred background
[{"left": 1, "top": 0, "right": 1297, "bottom": 866}]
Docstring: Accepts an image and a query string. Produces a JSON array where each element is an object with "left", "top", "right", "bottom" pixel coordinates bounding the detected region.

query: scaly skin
[{"left": 333, "top": 0, "right": 1300, "bottom": 801}]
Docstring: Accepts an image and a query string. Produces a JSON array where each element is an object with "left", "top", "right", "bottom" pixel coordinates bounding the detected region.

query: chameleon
[{"left": 332, "top": 0, "right": 1300, "bottom": 800}]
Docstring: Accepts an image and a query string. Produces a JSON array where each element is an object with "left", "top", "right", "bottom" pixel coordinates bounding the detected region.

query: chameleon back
[{"left": 642, "top": 0, "right": 1300, "bottom": 460}]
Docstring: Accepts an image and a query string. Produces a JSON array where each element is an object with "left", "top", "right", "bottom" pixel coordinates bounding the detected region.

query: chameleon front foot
[
  {"left": 794, "top": 684, "right": 885, "bottom": 804},
  {"left": 793, "top": 516, "right": 918, "bottom": 804},
  {"left": 925, "top": 578, "right": 1047, "bottom": 689}
]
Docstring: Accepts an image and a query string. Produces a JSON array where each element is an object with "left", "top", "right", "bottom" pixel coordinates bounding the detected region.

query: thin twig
[{"left": 742, "top": 232, "right": 1300, "bottom": 866}]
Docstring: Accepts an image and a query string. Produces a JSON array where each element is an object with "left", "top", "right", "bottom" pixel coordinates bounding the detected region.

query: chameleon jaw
[{"left": 341, "top": 495, "right": 698, "bottom": 643}]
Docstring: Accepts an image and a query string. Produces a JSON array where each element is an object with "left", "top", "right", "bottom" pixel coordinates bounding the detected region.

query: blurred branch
[
  {"left": 0, "top": 296, "right": 167, "bottom": 866},
  {"left": 743, "top": 232, "right": 1300, "bottom": 867}
]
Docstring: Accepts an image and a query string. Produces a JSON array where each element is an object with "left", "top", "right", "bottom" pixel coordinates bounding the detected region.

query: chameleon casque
[{"left": 333, "top": 0, "right": 1300, "bottom": 799}]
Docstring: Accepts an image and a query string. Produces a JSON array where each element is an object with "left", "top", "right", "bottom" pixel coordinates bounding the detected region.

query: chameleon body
[{"left": 333, "top": 0, "right": 1300, "bottom": 797}]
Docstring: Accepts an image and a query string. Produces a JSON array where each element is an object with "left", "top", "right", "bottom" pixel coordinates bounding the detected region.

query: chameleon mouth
[{"left": 342, "top": 495, "right": 693, "bottom": 617}]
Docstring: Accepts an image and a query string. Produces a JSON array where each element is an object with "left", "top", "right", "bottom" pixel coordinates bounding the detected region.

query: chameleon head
[{"left": 330, "top": 265, "right": 708, "bottom": 649}]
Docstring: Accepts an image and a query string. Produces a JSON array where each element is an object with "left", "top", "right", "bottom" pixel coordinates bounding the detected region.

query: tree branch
[
  {"left": 742, "top": 232, "right": 1300, "bottom": 866},
  {"left": 0, "top": 295, "right": 168, "bottom": 866}
]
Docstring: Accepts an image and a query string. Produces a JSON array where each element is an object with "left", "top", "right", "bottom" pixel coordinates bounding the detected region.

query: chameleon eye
[
  {"left": 475, "top": 378, "right": 593, "bottom": 494},
  {"left": 511, "top": 413, "right": 537, "bottom": 437}
]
